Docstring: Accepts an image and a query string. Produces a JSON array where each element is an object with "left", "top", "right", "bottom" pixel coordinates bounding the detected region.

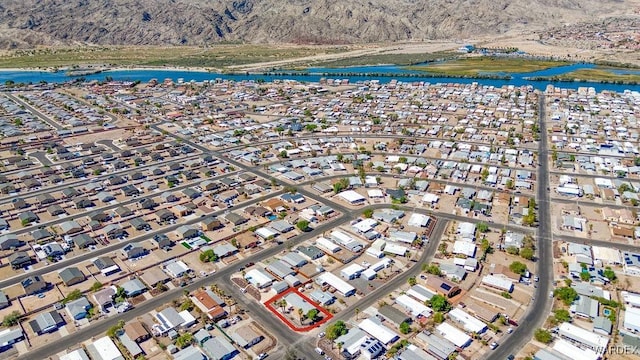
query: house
[
  {"left": 0, "top": 234, "right": 23, "bottom": 250},
  {"left": 200, "top": 217, "right": 224, "bottom": 231},
  {"left": 85, "top": 336, "right": 125, "bottom": 360},
  {"left": 104, "top": 224, "right": 125, "bottom": 239},
  {"left": 124, "top": 321, "right": 150, "bottom": 343},
  {"left": 570, "top": 296, "right": 600, "bottom": 319},
  {"left": 73, "top": 197, "right": 94, "bottom": 209},
  {"left": 191, "top": 289, "right": 227, "bottom": 320},
  {"left": 9, "top": 252, "right": 32, "bottom": 269},
  {"left": 121, "top": 243, "right": 146, "bottom": 259},
  {"left": 225, "top": 212, "right": 248, "bottom": 226},
  {"left": 231, "top": 325, "right": 263, "bottom": 349},
  {"left": 72, "top": 233, "right": 96, "bottom": 249},
  {"left": 12, "top": 198, "right": 28, "bottom": 210},
  {"left": 93, "top": 286, "right": 116, "bottom": 311},
  {"left": 59, "top": 267, "right": 86, "bottom": 286},
  {"left": 47, "top": 205, "right": 66, "bottom": 216},
  {"left": 130, "top": 217, "right": 151, "bottom": 231},
  {"left": 156, "top": 209, "right": 176, "bottom": 223},
  {"left": 114, "top": 206, "right": 133, "bottom": 218},
  {"left": 93, "top": 257, "right": 120, "bottom": 276},
  {"left": 120, "top": 278, "right": 146, "bottom": 297},
  {"left": 0, "top": 328, "right": 24, "bottom": 352},
  {"left": 152, "top": 234, "right": 173, "bottom": 250},
  {"left": 425, "top": 277, "right": 461, "bottom": 298},
  {"left": 176, "top": 225, "right": 199, "bottom": 239},
  {"left": 66, "top": 297, "right": 92, "bottom": 320},
  {"left": 378, "top": 305, "right": 412, "bottom": 328},
  {"left": 31, "top": 228, "right": 53, "bottom": 241},
  {"left": 19, "top": 211, "right": 38, "bottom": 224},
  {"left": 0, "top": 290, "right": 9, "bottom": 310},
  {"left": 358, "top": 317, "right": 399, "bottom": 345},
  {"left": 201, "top": 337, "right": 238, "bottom": 360},
  {"left": 59, "top": 220, "right": 83, "bottom": 235},
  {"left": 22, "top": 275, "right": 47, "bottom": 295},
  {"left": 29, "top": 311, "right": 65, "bottom": 335},
  {"left": 297, "top": 245, "right": 324, "bottom": 260}
]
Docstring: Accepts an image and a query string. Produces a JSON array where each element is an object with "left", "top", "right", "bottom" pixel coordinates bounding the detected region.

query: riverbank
[{"left": 527, "top": 68, "right": 640, "bottom": 85}]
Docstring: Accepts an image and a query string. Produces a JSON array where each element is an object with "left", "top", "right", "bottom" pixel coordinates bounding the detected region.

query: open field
[
  {"left": 308, "top": 51, "right": 456, "bottom": 68},
  {"left": 407, "top": 57, "right": 572, "bottom": 76},
  {"left": 532, "top": 68, "right": 640, "bottom": 84},
  {"left": 0, "top": 45, "right": 350, "bottom": 70}
]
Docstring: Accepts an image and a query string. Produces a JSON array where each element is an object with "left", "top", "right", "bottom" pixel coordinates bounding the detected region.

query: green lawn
[{"left": 407, "top": 57, "right": 572, "bottom": 76}]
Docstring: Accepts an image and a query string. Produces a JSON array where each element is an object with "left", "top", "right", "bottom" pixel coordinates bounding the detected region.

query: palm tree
[
  {"left": 355, "top": 308, "right": 360, "bottom": 320},
  {"left": 297, "top": 308, "right": 304, "bottom": 324}
]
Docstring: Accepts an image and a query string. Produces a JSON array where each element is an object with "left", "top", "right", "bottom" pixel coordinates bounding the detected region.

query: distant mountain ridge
[{"left": 0, "top": 0, "right": 635, "bottom": 48}]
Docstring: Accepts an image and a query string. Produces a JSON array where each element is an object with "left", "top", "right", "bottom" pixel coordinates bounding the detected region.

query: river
[{"left": 1, "top": 63, "right": 639, "bottom": 93}]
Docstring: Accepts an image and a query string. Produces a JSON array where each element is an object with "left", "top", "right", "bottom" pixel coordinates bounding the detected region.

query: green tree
[
  {"left": 424, "top": 264, "right": 441, "bottom": 276},
  {"left": 399, "top": 321, "right": 412, "bottom": 334},
  {"left": 509, "top": 261, "right": 528, "bottom": 275},
  {"left": 520, "top": 247, "right": 535, "bottom": 260},
  {"left": 553, "top": 309, "right": 571, "bottom": 323},
  {"left": 428, "top": 295, "right": 451, "bottom": 312},
  {"left": 2, "top": 311, "right": 22, "bottom": 327},
  {"left": 326, "top": 320, "right": 348, "bottom": 340},
  {"left": 580, "top": 271, "right": 591, "bottom": 282},
  {"left": 333, "top": 178, "right": 350, "bottom": 194},
  {"left": 199, "top": 249, "right": 218, "bottom": 263},
  {"left": 63, "top": 289, "right": 83, "bottom": 304},
  {"left": 278, "top": 150, "right": 288, "bottom": 158},
  {"left": 408, "top": 277, "right": 417, "bottom": 286},
  {"left": 363, "top": 209, "right": 373, "bottom": 218},
  {"left": 477, "top": 222, "right": 489, "bottom": 233},
  {"left": 175, "top": 333, "right": 194, "bottom": 349},
  {"left": 506, "top": 246, "right": 520, "bottom": 255},
  {"left": 90, "top": 282, "right": 103, "bottom": 292},
  {"left": 603, "top": 267, "right": 617, "bottom": 281},
  {"left": 307, "top": 309, "right": 319, "bottom": 323},
  {"left": 433, "top": 312, "right": 445, "bottom": 324},
  {"left": 180, "top": 299, "right": 194, "bottom": 311},
  {"left": 534, "top": 329, "right": 552, "bottom": 344},
  {"left": 554, "top": 287, "right": 579, "bottom": 306},
  {"left": 296, "top": 220, "right": 310, "bottom": 232}
]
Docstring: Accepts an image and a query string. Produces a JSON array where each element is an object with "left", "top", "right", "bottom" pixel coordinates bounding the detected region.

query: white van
[{"left": 315, "top": 347, "right": 324, "bottom": 355}]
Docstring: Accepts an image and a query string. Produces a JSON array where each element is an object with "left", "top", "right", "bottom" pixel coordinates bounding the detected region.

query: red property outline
[{"left": 264, "top": 286, "right": 333, "bottom": 332}]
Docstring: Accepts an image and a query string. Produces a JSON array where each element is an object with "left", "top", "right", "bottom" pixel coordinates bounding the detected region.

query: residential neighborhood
[{"left": 0, "top": 76, "right": 638, "bottom": 360}]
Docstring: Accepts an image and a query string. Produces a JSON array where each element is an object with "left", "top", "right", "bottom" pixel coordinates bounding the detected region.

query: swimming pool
[
  {"left": 603, "top": 308, "right": 612, "bottom": 316},
  {"left": 267, "top": 215, "right": 278, "bottom": 221}
]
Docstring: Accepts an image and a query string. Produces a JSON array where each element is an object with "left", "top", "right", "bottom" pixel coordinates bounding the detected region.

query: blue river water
[{"left": 0, "top": 63, "right": 639, "bottom": 93}]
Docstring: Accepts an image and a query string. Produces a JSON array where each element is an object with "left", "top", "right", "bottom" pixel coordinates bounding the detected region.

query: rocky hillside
[{"left": 0, "top": 0, "right": 635, "bottom": 48}]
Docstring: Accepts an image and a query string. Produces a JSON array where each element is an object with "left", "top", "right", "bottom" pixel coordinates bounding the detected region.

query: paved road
[
  {"left": 556, "top": 234, "right": 640, "bottom": 252},
  {"left": 488, "top": 93, "right": 554, "bottom": 360},
  {"left": 95, "top": 139, "right": 122, "bottom": 152}
]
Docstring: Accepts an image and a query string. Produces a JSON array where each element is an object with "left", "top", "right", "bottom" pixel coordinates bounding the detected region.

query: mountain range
[{"left": 0, "top": 0, "right": 635, "bottom": 48}]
